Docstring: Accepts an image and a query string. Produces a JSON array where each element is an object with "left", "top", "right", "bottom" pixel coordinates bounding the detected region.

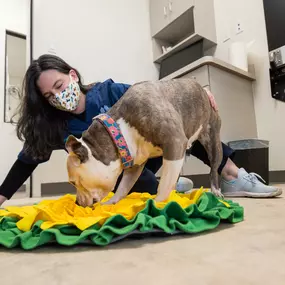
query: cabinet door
[
  {"left": 180, "top": 66, "right": 210, "bottom": 88},
  {"left": 150, "top": 0, "right": 169, "bottom": 36},
  {"left": 168, "top": 0, "right": 195, "bottom": 23}
]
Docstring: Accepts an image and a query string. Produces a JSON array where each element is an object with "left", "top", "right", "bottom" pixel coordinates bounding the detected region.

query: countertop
[{"left": 162, "top": 56, "right": 256, "bottom": 81}]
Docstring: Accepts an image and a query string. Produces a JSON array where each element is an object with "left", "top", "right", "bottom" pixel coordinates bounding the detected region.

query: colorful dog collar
[{"left": 95, "top": 114, "right": 134, "bottom": 169}]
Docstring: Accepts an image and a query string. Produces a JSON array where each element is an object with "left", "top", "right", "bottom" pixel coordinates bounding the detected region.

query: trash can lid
[{"left": 228, "top": 139, "right": 269, "bottom": 150}]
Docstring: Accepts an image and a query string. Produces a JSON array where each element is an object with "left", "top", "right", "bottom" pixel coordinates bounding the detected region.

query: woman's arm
[
  {"left": 108, "top": 81, "right": 131, "bottom": 106},
  {"left": 0, "top": 195, "right": 6, "bottom": 206},
  {"left": 0, "top": 159, "right": 38, "bottom": 204},
  {"left": 0, "top": 147, "right": 53, "bottom": 206}
]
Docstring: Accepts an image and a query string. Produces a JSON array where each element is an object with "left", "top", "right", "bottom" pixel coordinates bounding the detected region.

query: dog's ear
[
  {"left": 65, "top": 135, "right": 81, "bottom": 153},
  {"left": 65, "top": 135, "right": 89, "bottom": 164}
]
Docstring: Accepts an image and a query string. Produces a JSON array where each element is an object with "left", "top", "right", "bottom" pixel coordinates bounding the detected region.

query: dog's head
[{"left": 65, "top": 135, "right": 122, "bottom": 207}]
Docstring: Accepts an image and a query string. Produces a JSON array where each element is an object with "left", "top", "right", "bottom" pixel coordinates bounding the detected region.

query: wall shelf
[
  {"left": 154, "top": 33, "right": 216, "bottom": 63},
  {"left": 150, "top": 0, "right": 217, "bottom": 64}
]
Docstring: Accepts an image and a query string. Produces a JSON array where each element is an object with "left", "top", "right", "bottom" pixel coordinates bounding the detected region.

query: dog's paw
[
  {"left": 154, "top": 195, "right": 168, "bottom": 202},
  {"left": 211, "top": 187, "right": 224, "bottom": 199}
]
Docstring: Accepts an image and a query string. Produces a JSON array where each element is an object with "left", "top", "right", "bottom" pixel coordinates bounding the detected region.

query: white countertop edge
[{"left": 161, "top": 56, "right": 256, "bottom": 81}]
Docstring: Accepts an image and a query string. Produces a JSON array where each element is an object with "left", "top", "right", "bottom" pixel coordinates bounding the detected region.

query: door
[{"left": 1, "top": 0, "right": 32, "bottom": 200}]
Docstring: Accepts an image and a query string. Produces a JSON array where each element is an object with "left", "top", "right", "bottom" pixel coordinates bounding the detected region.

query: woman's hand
[
  {"left": 205, "top": 89, "right": 218, "bottom": 111},
  {"left": 0, "top": 195, "right": 7, "bottom": 207}
]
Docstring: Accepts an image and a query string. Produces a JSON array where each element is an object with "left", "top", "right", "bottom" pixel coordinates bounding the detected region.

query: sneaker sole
[{"left": 223, "top": 188, "right": 283, "bottom": 198}]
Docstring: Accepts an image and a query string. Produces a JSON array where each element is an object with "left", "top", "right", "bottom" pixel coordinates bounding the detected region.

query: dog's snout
[
  {"left": 75, "top": 199, "right": 94, "bottom": 208},
  {"left": 75, "top": 194, "right": 94, "bottom": 208}
]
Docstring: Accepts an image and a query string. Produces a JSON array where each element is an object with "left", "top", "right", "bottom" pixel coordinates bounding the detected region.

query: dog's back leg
[{"left": 199, "top": 120, "right": 223, "bottom": 197}]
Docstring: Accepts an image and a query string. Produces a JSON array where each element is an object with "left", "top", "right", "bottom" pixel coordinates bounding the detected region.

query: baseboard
[
  {"left": 182, "top": 174, "right": 212, "bottom": 188},
  {"left": 18, "top": 185, "right": 26, "bottom": 192},
  {"left": 269, "top": 171, "right": 285, "bottom": 183},
  {"left": 41, "top": 182, "right": 76, "bottom": 197},
  {"left": 40, "top": 170, "right": 285, "bottom": 196}
]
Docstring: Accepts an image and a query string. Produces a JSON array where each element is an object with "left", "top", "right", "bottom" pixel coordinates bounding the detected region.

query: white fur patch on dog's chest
[{"left": 117, "top": 118, "right": 163, "bottom": 165}]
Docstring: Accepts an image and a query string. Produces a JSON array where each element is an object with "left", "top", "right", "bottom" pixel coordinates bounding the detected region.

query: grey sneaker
[
  {"left": 221, "top": 168, "right": 282, "bottom": 198},
  {"left": 176, "top": 177, "right": 194, "bottom": 193}
]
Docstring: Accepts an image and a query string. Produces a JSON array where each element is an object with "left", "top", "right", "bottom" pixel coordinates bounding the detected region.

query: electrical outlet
[{"left": 236, "top": 21, "right": 243, "bottom": 34}]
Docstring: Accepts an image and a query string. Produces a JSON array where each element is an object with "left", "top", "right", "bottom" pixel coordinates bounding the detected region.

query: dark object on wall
[
  {"left": 228, "top": 139, "right": 269, "bottom": 185},
  {"left": 159, "top": 40, "right": 203, "bottom": 79},
  {"left": 263, "top": 0, "right": 285, "bottom": 52},
  {"left": 268, "top": 45, "right": 285, "bottom": 103},
  {"left": 270, "top": 66, "right": 285, "bottom": 102},
  {"left": 263, "top": 0, "right": 285, "bottom": 103}
]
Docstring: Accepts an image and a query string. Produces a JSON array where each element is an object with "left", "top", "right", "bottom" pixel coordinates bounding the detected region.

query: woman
[{"left": 0, "top": 55, "right": 281, "bottom": 206}]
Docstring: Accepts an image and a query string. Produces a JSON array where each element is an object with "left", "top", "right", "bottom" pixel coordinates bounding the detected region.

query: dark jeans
[{"left": 114, "top": 142, "right": 234, "bottom": 195}]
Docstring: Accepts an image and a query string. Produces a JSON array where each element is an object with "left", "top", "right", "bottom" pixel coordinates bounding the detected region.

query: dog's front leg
[
  {"left": 155, "top": 158, "right": 184, "bottom": 202},
  {"left": 103, "top": 163, "right": 146, "bottom": 205}
]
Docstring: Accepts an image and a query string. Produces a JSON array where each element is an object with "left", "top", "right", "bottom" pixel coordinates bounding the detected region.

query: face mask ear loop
[{"left": 69, "top": 73, "right": 82, "bottom": 97}]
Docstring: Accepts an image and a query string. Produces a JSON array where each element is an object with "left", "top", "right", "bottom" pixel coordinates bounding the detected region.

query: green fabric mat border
[{"left": 0, "top": 192, "right": 244, "bottom": 250}]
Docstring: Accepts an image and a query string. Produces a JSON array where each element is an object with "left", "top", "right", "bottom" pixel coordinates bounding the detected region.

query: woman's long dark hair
[{"left": 16, "top": 54, "right": 90, "bottom": 160}]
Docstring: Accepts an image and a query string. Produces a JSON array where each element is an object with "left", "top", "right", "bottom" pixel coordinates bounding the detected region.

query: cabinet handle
[
  {"left": 163, "top": 6, "right": 167, "bottom": 17},
  {"left": 168, "top": 1, "right": 172, "bottom": 12}
]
